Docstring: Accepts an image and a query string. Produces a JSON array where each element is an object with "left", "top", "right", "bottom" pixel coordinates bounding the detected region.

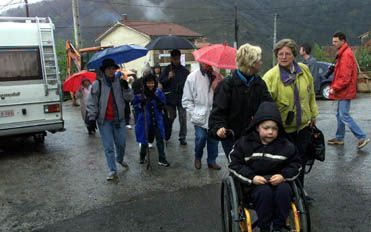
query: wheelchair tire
[
  {"left": 243, "top": 208, "right": 253, "bottom": 232},
  {"left": 291, "top": 181, "right": 311, "bottom": 232},
  {"left": 221, "top": 176, "right": 241, "bottom": 232}
]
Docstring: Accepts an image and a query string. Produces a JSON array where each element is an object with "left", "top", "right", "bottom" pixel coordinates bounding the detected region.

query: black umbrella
[{"left": 145, "top": 35, "right": 196, "bottom": 50}]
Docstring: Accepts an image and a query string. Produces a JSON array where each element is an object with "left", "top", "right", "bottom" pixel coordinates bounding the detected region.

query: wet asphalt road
[{"left": 1, "top": 94, "right": 371, "bottom": 232}]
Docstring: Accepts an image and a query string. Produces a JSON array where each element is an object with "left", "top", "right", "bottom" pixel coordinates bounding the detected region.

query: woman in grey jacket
[{"left": 87, "top": 59, "right": 133, "bottom": 180}]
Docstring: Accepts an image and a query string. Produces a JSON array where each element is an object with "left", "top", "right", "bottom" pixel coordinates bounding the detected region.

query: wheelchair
[{"left": 221, "top": 175, "right": 311, "bottom": 232}]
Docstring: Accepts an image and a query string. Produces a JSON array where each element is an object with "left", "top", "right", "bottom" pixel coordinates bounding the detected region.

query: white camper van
[{"left": 0, "top": 17, "right": 64, "bottom": 142}]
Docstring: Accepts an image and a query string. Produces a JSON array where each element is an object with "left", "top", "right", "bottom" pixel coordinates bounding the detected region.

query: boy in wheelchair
[{"left": 229, "top": 102, "right": 301, "bottom": 232}]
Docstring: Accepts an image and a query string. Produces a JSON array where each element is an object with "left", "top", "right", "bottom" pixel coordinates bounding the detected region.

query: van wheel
[
  {"left": 320, "top": 83, "right": 331, "bottom": 100},
  {"left": 33, "top": 133, "right": 45, "bottom": 143}
]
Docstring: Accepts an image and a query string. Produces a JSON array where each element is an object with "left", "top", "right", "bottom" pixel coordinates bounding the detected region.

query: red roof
[{"left": 121, "top": 20, "right": 201, "bottom": 37}]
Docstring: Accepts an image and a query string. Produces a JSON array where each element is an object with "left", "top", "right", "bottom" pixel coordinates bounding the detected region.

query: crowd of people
[{"left": 72, "top": 31, "right": 368, "bottom": 231}]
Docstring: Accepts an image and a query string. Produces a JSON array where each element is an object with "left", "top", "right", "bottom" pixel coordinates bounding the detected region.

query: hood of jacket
[{"left": 245, "top": 101, "right": 287, "bottom": 137}]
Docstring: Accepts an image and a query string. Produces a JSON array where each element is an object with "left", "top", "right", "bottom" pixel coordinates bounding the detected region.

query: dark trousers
[
  {"left": 288, "top": 126, "right": 311, "bottom": 186},
  {"left": 250, "top": 183, "right": 292, "bottom": 230},
  {"left": 140, "top": 127, "right": 166, "bottom": 162},
  {"left": 124, "top": 100, "right": 131, "bottom": 125},
  {"left": 166, "top": 104, "right": 187, "bottom": 140}
]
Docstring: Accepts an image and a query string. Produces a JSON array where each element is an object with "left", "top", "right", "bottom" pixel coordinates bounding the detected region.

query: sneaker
[
  {"left": 158, "top": 160, "right": 170, "bottom": 167},
  {"left": 126, "top": 125, "right": 132, "bottom": 130},
  {"left": 139, "top": 158, "right": 145, "bottom": 164},
  {"left": 106, "top": 171, "right": 117, "bottom": 181},
  {"left": 327, "top": 138, "right": 344, "bottom": 145},
  {"left": 148, "top": 143, "right": 153, "bottom": 148},
  {"left": 179, "top": 139, "right": 187, "bottom": 145},
  {"left": 357, "top": 138, "right": 370, "bottom": 149},
  {"left": 117, "top": 160, "right": 129, "bottom": 168}
]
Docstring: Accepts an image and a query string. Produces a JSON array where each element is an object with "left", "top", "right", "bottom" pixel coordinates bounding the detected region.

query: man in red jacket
[{"left": 328, "top": 31, "right": 369, "bottom": 149}]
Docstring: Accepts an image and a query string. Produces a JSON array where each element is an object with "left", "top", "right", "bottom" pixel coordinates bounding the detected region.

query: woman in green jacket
[{"left": 262, "top": 39, "right": 319, "bottom": 197}]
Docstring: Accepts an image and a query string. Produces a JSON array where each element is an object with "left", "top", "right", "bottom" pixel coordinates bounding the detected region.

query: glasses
[{"left": 277, "top": 52, "right": 293, "bottom": 58}]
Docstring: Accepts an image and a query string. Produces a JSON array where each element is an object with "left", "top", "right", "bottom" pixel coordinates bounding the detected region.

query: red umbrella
[
  {"left": 63, "top": 70, "right": 96, "bottom": 92},
  {"left": 192, "top": 43, "right": 237, "bottom": 69}
]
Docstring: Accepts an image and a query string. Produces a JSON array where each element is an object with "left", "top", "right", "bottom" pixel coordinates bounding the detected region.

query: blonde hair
[
  {"left": 274, "top": 38, "right": 298, "bottom": 58},
  {"left": 236, "top": 43, "right": 262, "bottom": 74}
]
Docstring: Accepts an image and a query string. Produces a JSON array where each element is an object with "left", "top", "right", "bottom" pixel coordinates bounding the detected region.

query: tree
[
  {"left": 312, "top": 43, "right": 332, "bottom": 62},
  {"left": 356, "top": 47, "right": 371, "bottom": 72},
  {"left": 56, "top": 39, "right": 67, "bottom": 81}
]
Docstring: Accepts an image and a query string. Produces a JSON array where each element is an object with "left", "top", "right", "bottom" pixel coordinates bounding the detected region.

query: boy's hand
[
  {"left": 269, "top": 174, "right": 284, "bottom": 186},
  {"left": 253, "top": 175, "right": 268, "bottom": 185}
]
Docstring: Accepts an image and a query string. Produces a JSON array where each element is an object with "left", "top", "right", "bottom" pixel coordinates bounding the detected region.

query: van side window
[{"left": 0, "top": 47, "right": 42, "bottom": 81}]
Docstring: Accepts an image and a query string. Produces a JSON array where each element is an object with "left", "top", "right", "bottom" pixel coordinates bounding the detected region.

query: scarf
[
  {"left": 236, "top": 70, "right": 255, "bottom": 87},
  {"left": 279, "top": 62, "right": 302, "bottom": 131}
]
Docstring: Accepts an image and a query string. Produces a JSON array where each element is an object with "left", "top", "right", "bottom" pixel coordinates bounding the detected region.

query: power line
[{"left": 0, "top": 0, "right": 17, "bottom": 11}]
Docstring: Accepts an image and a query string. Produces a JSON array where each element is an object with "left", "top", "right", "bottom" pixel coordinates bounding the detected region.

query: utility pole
[
  {"left": 234, "top": 4, "right": 239, "bottom": 49},
  {"left": 24, "top": 0, "right": 29, "bottom": 17},
  {"left": 272, "top": 13, "right": 278, "bottom": 66},
  {"left": 72, "top": 0, "right": 82, "bottom": 49}
]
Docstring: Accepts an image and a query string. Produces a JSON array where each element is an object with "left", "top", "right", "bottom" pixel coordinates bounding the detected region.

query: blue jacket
[{"left": 133, "top": 89, "right": 166, "bottom": 143}]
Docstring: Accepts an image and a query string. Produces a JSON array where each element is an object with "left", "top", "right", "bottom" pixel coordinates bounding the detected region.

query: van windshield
[{"left": 0, "top": 48, "right": 42, "bottom": 81}]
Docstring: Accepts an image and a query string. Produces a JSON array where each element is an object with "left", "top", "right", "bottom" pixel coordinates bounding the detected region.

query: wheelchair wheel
[
  {"left": 221, "top": 176, "right": 241, "bottom": 232},
  {"left": 243, "top": 208, "right": 253, "bottom": 232},
  {"left": 287, "top": 181, "right": 311, "bottom": 232}
]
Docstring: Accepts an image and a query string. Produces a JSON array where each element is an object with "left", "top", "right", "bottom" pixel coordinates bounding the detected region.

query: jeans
[
  {"left": 194, "top": 125, "right": 218, "bottom": 164},
  {"left": 166, "top": 104, "right": 187, "bottom": 140},
  {"left": 98, "top": 120, "right": 126, "bottom": 172},
  {"left": 140, "top": 127, "right": 166, "bottom": 162},
  {"left": 336, "top": 100, "right": 366, "bottom": 140}
]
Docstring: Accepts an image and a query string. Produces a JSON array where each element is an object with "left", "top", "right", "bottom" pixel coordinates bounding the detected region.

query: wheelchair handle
[{"left": 226, "top": 129, "right": 235, "bottom": 140}]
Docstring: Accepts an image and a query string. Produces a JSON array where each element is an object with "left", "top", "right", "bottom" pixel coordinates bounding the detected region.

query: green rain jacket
[{"left": 262, "top": 63, "right": 319, "bottom": 133}]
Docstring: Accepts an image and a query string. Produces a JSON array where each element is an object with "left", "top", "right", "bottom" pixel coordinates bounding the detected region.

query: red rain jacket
[{"left": 329, "top": 43, "right": 358, "bottom": 100}]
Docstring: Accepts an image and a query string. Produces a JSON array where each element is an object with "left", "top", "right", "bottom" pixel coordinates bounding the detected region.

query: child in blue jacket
[{"left": 133, "top": 74, "right": 170, "bottom": 167}]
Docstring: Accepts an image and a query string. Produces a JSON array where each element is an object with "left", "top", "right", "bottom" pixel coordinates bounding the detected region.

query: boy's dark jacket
[{"left": 228, "top": 102, "right": 301, "bottom": 185}]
